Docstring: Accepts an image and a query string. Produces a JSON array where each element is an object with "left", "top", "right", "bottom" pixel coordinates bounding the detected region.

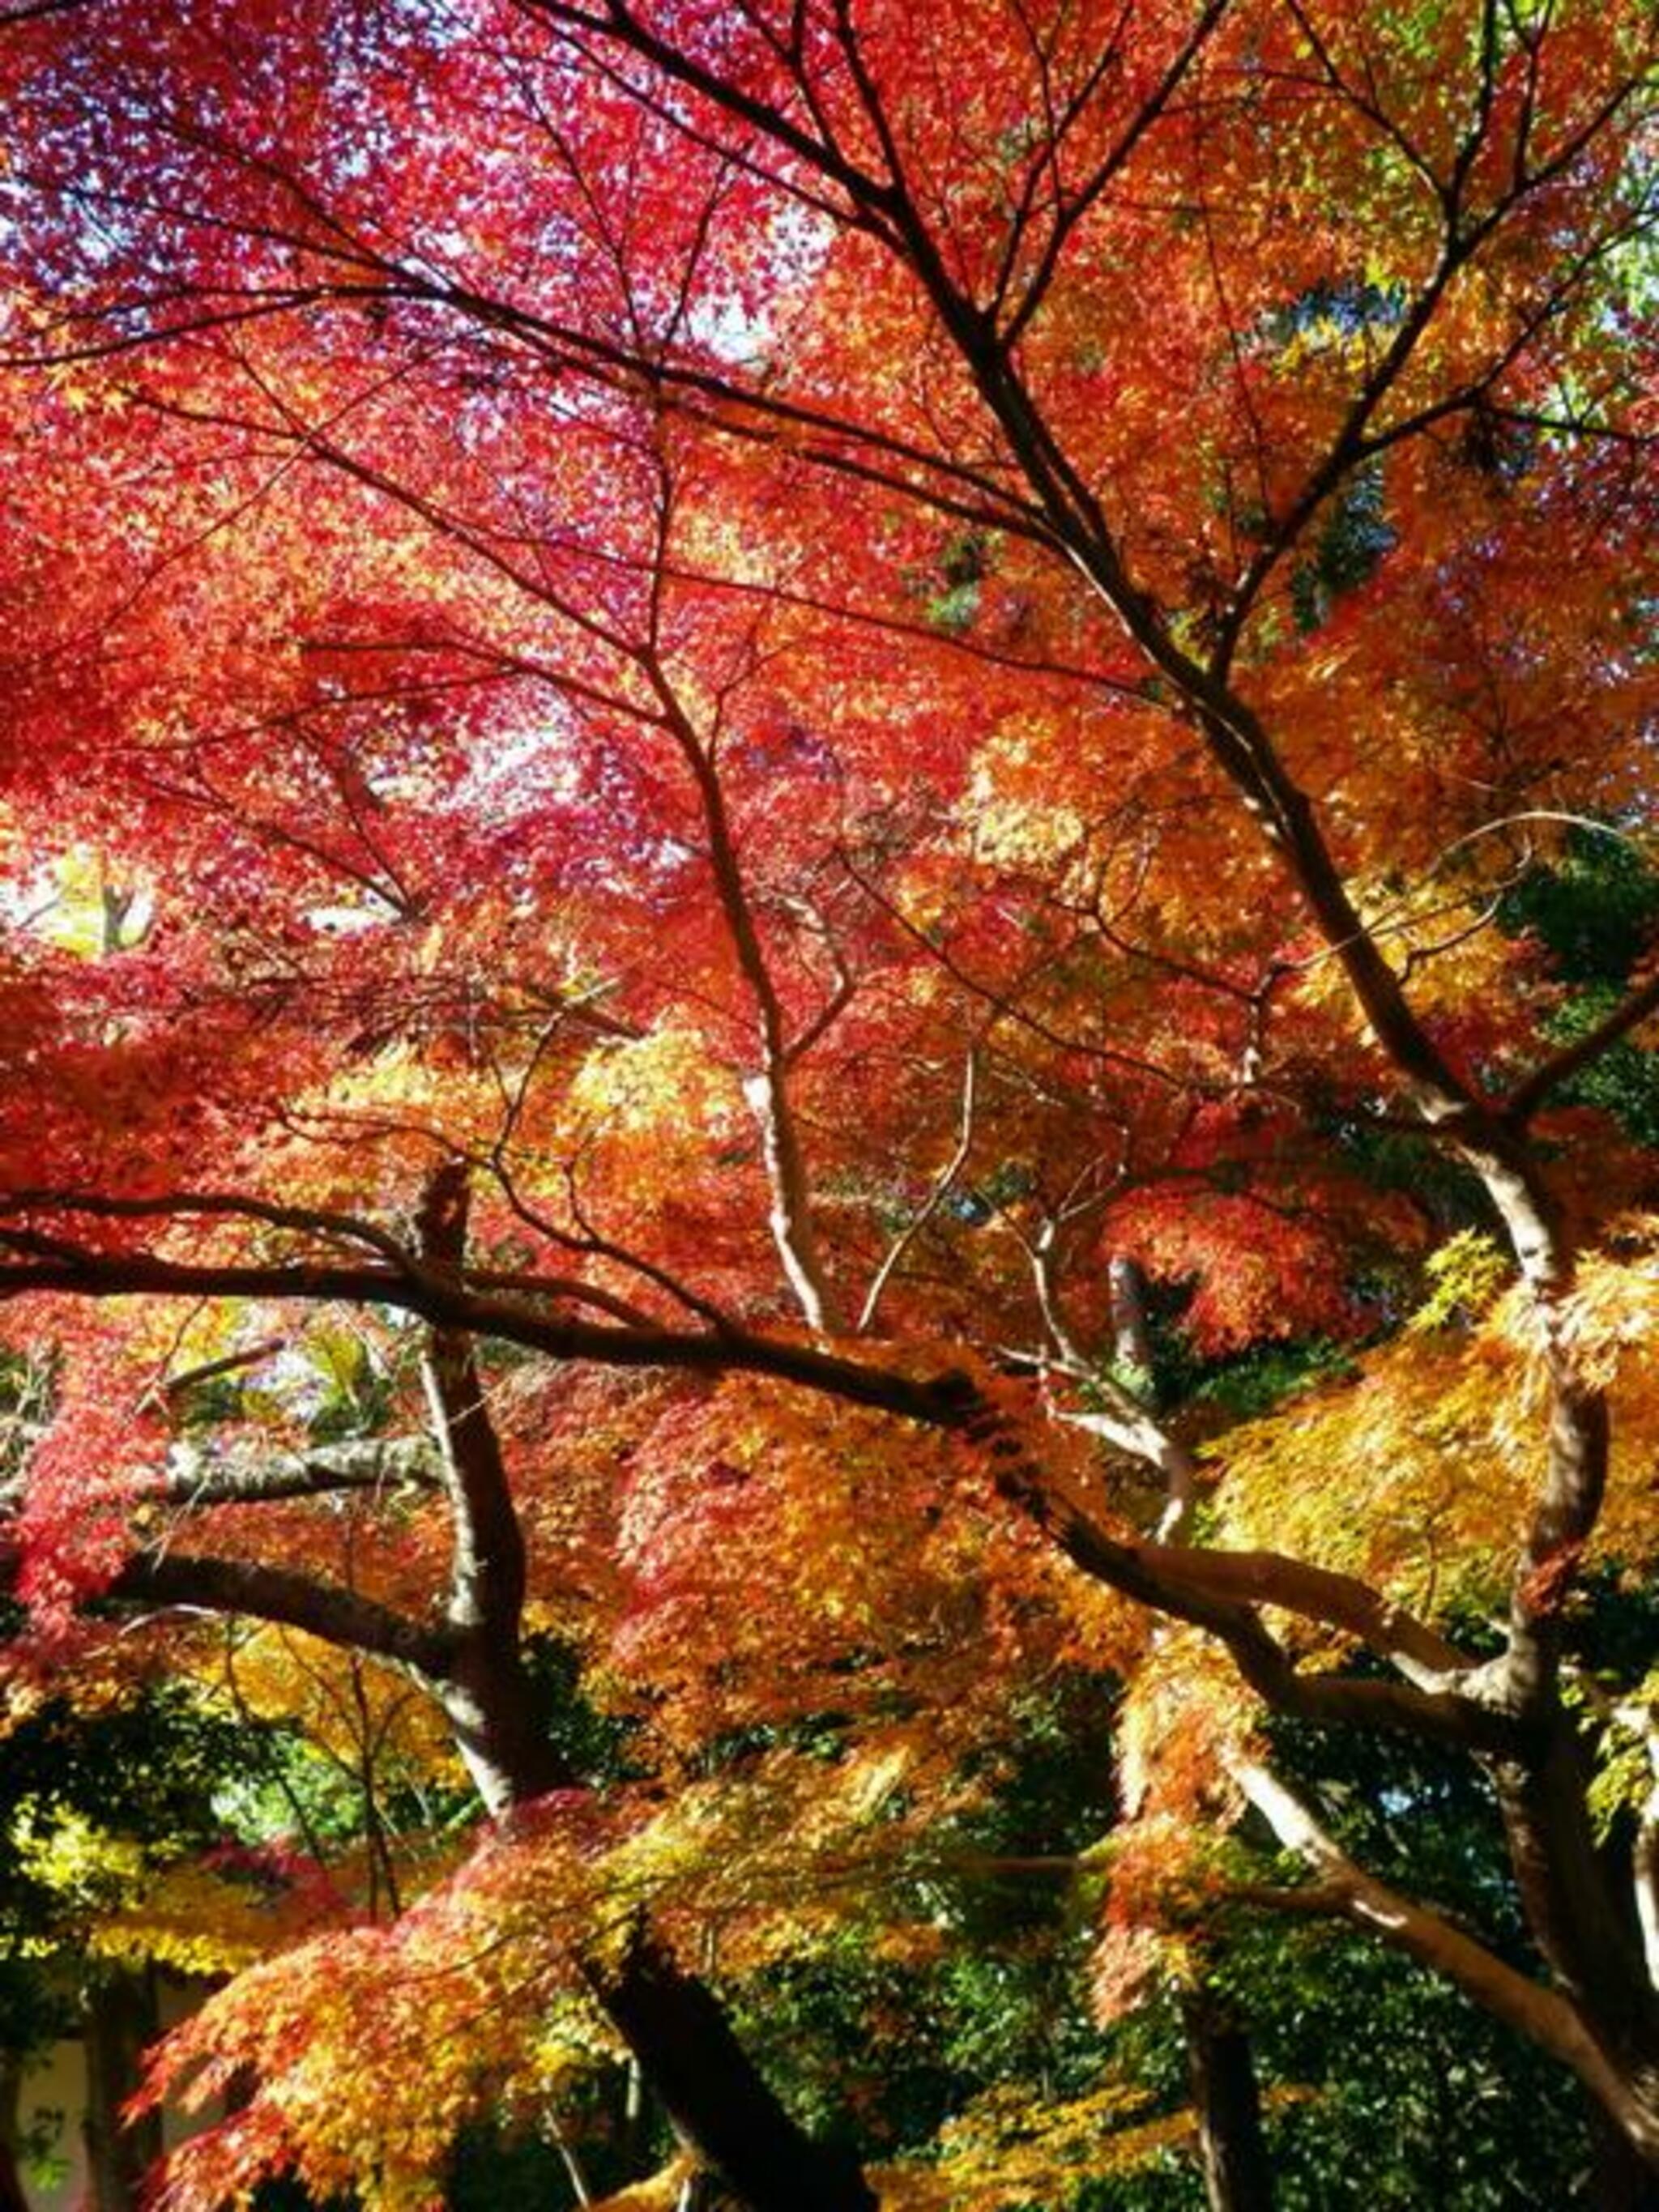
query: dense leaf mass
[{"left": 1, "top": 2, "right": 1659, "bottom": 2206}]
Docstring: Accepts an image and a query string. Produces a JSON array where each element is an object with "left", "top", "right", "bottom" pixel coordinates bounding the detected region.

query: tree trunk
[
  {"left": 446, "top": 1656, "right": 877, "bottom": 2212},
  {"left": 1592, "top": 2107, "right": 1659, "bottom": 2210},
  {"left": 415, "top": 1257, "right": 876, "bottom": 2212},
  {"left": 599, "top": 1937, "right": 873, "bottom": 2212},
  {"left": 1108, "top": 1255, "right": 1155, "bottom": 1390},
  {"left": 83, "top": 1966, "right": 162, "bottom": 2212},
  {"left": 1491, "top": 1724, "right": 1659, "bottom": 2169},
  {"left": 1183, "top": 1988, "right": 1274, "bottom": 2212},
  {"left": 0, "top": 2056, "right": 28, "bottom": 2212}
]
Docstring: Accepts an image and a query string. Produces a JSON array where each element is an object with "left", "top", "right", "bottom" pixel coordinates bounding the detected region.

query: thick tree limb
[
  {"left": 1234, "top": 1759, "right": 1659, "bottom": 2160},
  {"left": 0, "top": 1214, "right": 1512, "bottom": 1742},
  {"left": 0, "top": 1232, "right": 951, "bottom": 1413},
  {"left": 1505, "top": 970, "right": 1659, "bottom": 1123},
  {"left": 156, "top": 1438, "right": 441, "bottom": 1507},
  {"left": 964, "top": 1421, "right": 1520, "bottom": 1756},
  {"left": 97, "top": 1549, "right": 456, "bottom": 1676}
]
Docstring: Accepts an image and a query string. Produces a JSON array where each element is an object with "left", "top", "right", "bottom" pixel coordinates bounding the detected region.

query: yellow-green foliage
[
  {"left": 1213, "top": 1222, "right": 1659, "bottom": 1622},
  {"left": 873, "top": 2082, "right": 1190, "bottom": 2210}
]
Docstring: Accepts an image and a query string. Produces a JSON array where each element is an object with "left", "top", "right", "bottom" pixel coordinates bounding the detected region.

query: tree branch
[
  {"left": 1504, "top": 971, "right": 1659, "bottom": 1123},
  {"left": 97, "top": 1549, "right": 455, "bottom": 1677},
  {"left": 1233, "top": 1758, "right": 1659, "bottom": 2157},
  {"left": 156, "top": 1438, "right": 441, "bottom": 1507}
]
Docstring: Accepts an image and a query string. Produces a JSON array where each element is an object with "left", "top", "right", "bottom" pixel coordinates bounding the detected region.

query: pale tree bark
[
  {"left": 859, "top": 1047, "right": 977, "bottom": 1336},
  {"left": 642, "top": 564, "right": 842, "bottom": 1339},
  {"left": 1235, "top": 1762, "right": 1659, "bottom": 2163}
]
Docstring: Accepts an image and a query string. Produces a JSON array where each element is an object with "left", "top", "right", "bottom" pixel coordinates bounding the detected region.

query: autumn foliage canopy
[{"left": 2, "top": 0, "right": 1659, "bottom": 2204}]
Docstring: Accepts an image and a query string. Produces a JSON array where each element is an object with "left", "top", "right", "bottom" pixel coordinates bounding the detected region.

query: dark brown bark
[
  {"left": 433, "top": 1606, "right": 877, "bottom": 2210},
  {"left": 0, "top": 1224, "right": 956, "bottom": 1418},
  {"left": 0, "top": 2059, "right": 28, "bottom": 2212},
  {"left": 1492, "top": 1724, "right": 1659, "bottom": 2086},
  {"left": 1108, "top": 1255, "right": 1155, "bottom": 1386},
  {"left": 83, "top": 1967, "right": 161, "bottom": 2212},
  {"left": 1182, "top": 1989, "right": 1274, "bottom": 2212},
  {"left": 424, "top": 1625, "right": 878, "bottom": 2209},
  {"left": 1593, "top": 2107, "right": 1659, "bottom": 2210},
  {"left": 599, "top": 1941, "right": 873, "bottom": 2212}
]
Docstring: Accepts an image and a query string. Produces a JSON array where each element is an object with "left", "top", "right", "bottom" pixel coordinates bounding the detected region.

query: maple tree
[{"left": 2, "top": 0, "right": 1659, "bottom": 2203}]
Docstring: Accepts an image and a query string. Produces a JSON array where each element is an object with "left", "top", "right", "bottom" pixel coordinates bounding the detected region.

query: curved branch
[
  {"left": 0, "top": 1213, "right": 1513, "bottom": 1745},
  {"left": 0, "top": 1232, "right": 964, "bottom": 1417},
  {"left": 94, "top": 1549, "right": 456, "bottom": 1677},
  {"left": 859, "top": 1047, "right": 977, "bottom": 1335},
  {"left": 1234, "top": 1758, "right": 1659, "bottom": 2159}
]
